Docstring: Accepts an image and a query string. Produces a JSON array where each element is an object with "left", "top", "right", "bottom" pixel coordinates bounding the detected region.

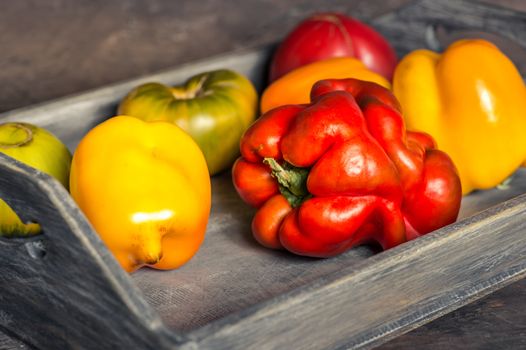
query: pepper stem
[
  {"left": 0, "top": 123, "right": 34, "bottom": 149},
  {"left": 263, "top": 157, "right": 311, "bottom": 207},
  {"left": 171, "top": 74, "right": 209, "bottom": 100}
]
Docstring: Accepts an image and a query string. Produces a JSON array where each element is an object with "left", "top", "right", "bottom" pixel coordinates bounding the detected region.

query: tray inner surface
[{"left": 131, "top": 168, "right": 526, "bottom": 332}]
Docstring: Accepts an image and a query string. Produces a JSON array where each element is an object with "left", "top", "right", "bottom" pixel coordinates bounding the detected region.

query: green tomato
[
  {"left": 118, "top": 69, "right": 258, "bottom": 175},
  {"left": 0, "top": 122, "right": 72, "bottom": 237}
]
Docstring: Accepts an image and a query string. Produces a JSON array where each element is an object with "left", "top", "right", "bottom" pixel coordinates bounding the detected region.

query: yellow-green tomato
[
  {"left": 0, "top": 122, "right": 72, "bottom": 237},
  {"left": 118, "top": 69, "right": 258, "bottom": 175}
]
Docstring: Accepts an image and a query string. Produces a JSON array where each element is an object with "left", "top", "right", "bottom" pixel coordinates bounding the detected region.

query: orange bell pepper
[
  {"left": 260, "top": 57, "right": 390, "bottom": 113},
  {"left": 70, "top": 116, "right": 211, "bottom": 272}
]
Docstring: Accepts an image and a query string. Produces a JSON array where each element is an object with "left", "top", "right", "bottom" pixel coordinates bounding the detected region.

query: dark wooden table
[{"left": 1, "top": 0, "right": 525, "bottom": 349}]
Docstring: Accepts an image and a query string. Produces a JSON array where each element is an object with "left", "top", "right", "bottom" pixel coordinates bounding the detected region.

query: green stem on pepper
[
  {"left": 0, "top": 123, "right": 34, "bottom": 149},
  {"left": 263, "top": 157, "right": 311, "bottom": 208}
]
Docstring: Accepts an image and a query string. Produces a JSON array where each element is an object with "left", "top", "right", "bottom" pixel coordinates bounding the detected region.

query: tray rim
[{"left": 1, "top": 0, "right": 526, "bottom": 348}]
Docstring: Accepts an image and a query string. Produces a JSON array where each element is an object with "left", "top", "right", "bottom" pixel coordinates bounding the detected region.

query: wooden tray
[{"left": 1, "top": 1, "right": 526, "bottom": 349}]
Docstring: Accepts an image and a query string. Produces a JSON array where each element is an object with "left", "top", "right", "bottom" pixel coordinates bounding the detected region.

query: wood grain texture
[
  {"left": 379, "top": 277, "right": 526, "bottom": 350},
  {"left": 0, "top": 332, "right": 27, "bottom": 350},
  {"left": 373, "top": 0, "right": 526, "bottom": 61},
  {"left": 0, "top": 0, "right": 411, "bottom": 113},
  {"left": 0, "top": 48, "right": 274, "bottom": 152},
  {"left": 1, "top": 0, "right": 526, "bottom": 349}
]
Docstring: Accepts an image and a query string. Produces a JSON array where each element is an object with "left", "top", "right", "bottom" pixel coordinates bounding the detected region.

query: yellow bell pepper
[
  {"left": 70, "top": 116, "right": 211, "bottom": 272},
  {"left": 393, "top": 39, "right": 526, "bottom": 194}
]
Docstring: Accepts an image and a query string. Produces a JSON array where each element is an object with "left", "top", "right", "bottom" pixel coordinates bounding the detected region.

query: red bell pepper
[
  {"left": 232, "top": 79, "right": 461, "bottom": 257},
  {"left": 269, "top": 13, "right": 398, "bottom": 82}
]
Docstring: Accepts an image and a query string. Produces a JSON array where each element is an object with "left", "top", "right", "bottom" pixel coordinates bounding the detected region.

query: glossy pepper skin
[
  {"left": 261, "top": 57, "right": 390, "bottom": 114},
  {"left": 118, "top": 69, "right": 258, "bottom": 175},
  {"left": 70, "top": 116, "right": 211, "bottom": 272},
  {"left": 232, "top": 79, "right": 461, "bottom": 256},
  {"left": 269, "top": 13, "right": 397, "bottom": 82},
  {"left": 393, "top": 39, "right": 526, "bottom": 194}
]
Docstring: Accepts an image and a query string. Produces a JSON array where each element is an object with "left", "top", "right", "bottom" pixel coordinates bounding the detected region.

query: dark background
[{"left": 1, "top": 0, "right": 525, "bottom": 349}]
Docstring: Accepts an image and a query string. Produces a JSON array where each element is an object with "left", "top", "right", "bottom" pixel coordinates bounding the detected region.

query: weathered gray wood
[
  {"left": 0, "top": 0, "right": 413, "bottom": 113},
  {"left": 0, "top": 330, "right": 27, "bottom": 350},
  {"left": 0, "top": 48, "right": 273, "bottom": 153},
  {"left": 378, "top": 277, "right": 526, "bottom": 350},
  {"left": 374, "top": 0, "right": 526, "bottom": 65},
  {"left": 0, "top": 0, "right": 526, "bottom": 349}
]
